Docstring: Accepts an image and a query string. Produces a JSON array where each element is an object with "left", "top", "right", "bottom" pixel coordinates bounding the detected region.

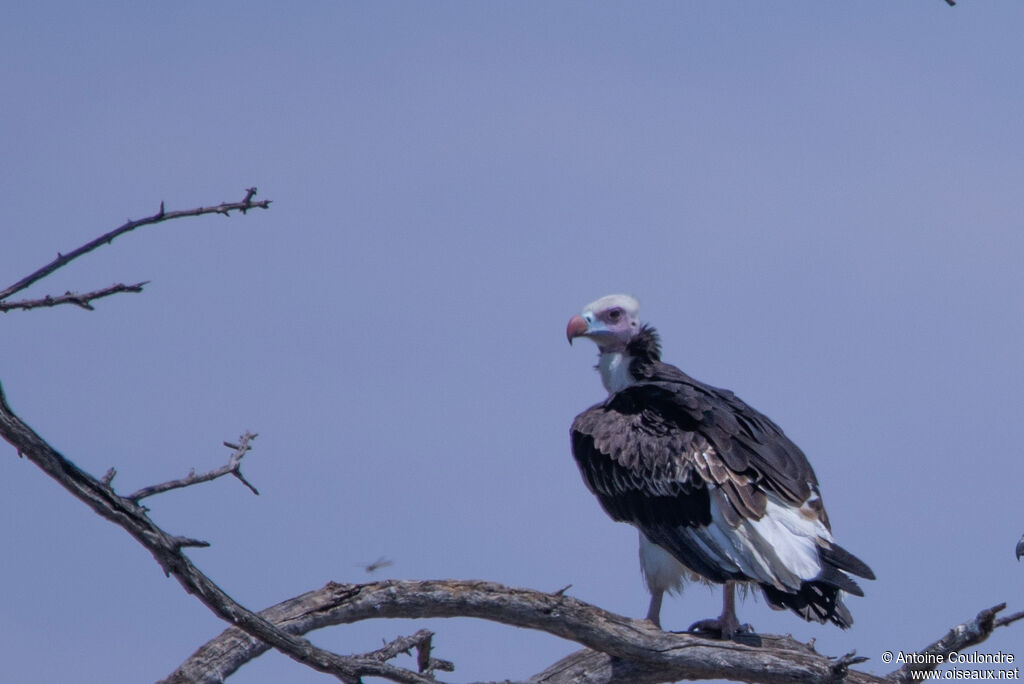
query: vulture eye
[{"left": 607, "top": 309, "right": 622, "bottom": 322}]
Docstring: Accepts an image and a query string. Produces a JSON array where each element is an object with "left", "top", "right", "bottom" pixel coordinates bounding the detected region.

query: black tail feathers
[
  {"left": 760, "top": 542, "right": 873, "bottom": 628},
  {"left": 761, "top": 580, "right": 855, "bottom": 628}
]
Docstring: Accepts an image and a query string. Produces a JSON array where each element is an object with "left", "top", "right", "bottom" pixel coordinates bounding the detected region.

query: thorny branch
[
  {"left": 126, "top": 432, "right": 260, "bottom": 501},
  {"left": 0, "top": 188, "right": 270, "bottom": 310},
  {"left": 0, "top": 281, "right": 149, "bottom": 313}
]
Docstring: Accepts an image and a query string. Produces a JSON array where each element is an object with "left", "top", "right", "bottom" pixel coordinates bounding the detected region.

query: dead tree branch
[
  {"left": 0, "top": 381, "right": 443, "bottom": 684},
  {"left": 0, "top": 188, "right": 270, "bottom": 310},
  {"left": 367, "top": 630, "right": 454, "bottom": 676},
  {"left": 160, "top": 578, "right": 1022, "bottom": 684},
  {"left": 884, "top": 603, "right": 1024, "bottom": 683},
  {"left": 126, "top": 432, "right": 260, "bottom": 501},
  {"left": 164, "top": 579, "right": 873, "bottom": 683},
  {"left": 0, "top": 281, "right": 149, "bottom": 313}
]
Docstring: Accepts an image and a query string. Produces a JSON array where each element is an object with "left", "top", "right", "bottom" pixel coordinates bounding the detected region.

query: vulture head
[{"left": 566, "top": 294, "right": 641, "bottom": 352}]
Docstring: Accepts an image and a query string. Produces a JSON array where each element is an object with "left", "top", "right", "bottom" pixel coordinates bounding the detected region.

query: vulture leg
[
  {"left": 688, "top": 581, "right": 753, "bottom": 640},
  {"left": 645, "top": 588, "right": 664, "bottom": 628}
]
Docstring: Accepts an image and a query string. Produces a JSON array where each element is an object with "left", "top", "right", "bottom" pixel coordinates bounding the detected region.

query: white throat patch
[{"left": 598, "top": 352, "right": 635, "bottom": 394}]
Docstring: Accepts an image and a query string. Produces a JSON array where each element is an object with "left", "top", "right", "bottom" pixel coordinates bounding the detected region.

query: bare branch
[
  {"left": 884, "top": 603, "right": 1019, "bottom": 682},
  {"left": 164, "top": 577, "right": 1023, "bottom": 684},
  {"left": 126, "top": 431, "right": 260, "bottom": 501},
  {"left": 367, "top": 630, "right": 454, "bottom": 676},
  {"left": 995, "top": 609, "right": 1024, "bottom": 629},
  {"left": 0, "top": 188, "right": 270, "bottom": 303},
  {"left": 0, "top": 382, "right": 430, "bottom": 684},
  {"left": 163, "top": 579, "right": 883, "bottom": 684},
  {"left": 0, "top": 282, "right": 149, "bottom": 313}
]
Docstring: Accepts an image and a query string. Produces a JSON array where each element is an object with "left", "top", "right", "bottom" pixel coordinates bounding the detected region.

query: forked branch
[
  {"left": 0, "top": 281, "right": 149, "bottom": 313},
  {"left": 0, "top": 188, "right": 270, "bottom": 310},
  {"left": 126, "top": 432, "right": 260, "bottom": 501}
]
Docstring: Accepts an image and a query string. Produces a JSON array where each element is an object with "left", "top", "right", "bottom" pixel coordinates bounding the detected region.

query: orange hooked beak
[{"left": 566, "top": 315, "right": 589, "bottom": 345}]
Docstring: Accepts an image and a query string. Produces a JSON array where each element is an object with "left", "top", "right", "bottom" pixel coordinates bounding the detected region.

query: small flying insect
[{"left": 357, "top": 556, "right": 394, "bottom": 574}]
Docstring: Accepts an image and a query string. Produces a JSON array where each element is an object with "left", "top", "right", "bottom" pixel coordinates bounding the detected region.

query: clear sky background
[{"left": 2, "top": 3, "right": 1023, "bottom": 683}]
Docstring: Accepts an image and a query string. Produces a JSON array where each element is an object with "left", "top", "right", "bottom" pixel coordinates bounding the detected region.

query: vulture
[{"left": 567, "top": 294, "right": 873, "bottom": 637}]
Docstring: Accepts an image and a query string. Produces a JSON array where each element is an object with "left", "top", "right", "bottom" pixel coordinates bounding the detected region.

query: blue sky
[{"left": 2, "top": 2, "right": 1023, "bottom": 682}]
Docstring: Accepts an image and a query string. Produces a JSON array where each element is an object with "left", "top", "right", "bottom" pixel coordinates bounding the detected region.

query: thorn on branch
[
  {"left": 102, "top": 467, "right": 117, "bottom": 485},
  {"left": 233, "top": 470, "right": 260, "bottom": 497},
  {"left": 173, "top": 535, "right": 211, "bottom": 550},
  {"left": 0, "top": 282, "right": 149, "bottom": 313}
]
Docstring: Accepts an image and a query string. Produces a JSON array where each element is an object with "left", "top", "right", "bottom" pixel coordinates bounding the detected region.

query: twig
[
  {"left": 995, "top": 609, "right": 1024, "bottom": 629},
  {"left": 127, "top": 432, "right": 260, "bottom": 501},
  {"left": 0, "top": 188, "right": 270, "bottom": 303},
  {"left": 0, "top": 282, "right": 149, "bottom": 313},
  {"left": 368, "top": 630, "right": 454, "bottom": 675},
  {"left": 369, "top": 630, "right": 434, "bottom": 664}
]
